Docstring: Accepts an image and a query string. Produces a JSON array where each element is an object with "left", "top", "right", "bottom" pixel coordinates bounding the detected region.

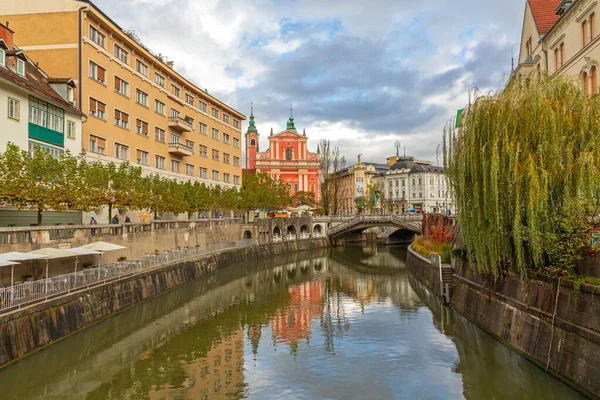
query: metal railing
[{"left": 0, "top": 238, "right": 255, "bottom": 312}]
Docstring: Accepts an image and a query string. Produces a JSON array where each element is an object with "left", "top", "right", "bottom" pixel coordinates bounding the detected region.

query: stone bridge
[{"left": 326, "top": 215, "right": 422, "bottom": 242}]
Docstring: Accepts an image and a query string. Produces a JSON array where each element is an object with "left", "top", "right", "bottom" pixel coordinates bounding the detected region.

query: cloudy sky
[{"left": 95, "top": 0, "right": 525, "bottom": 164}]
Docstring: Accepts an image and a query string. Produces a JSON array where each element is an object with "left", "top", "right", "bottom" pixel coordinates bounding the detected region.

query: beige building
[
  {"left": 0, "top": 0, "right": 245, "bottom": 191},
  {"left": 515, "top": 0, "right": 600, "bottom": 94},
  {"left": 329, "top": 156, "right": 388, "bottom": 215}
]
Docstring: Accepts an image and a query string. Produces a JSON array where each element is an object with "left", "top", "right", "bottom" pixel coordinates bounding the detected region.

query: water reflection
[{"left": 0, "top": 246, "right": 586, "bottom": 399}]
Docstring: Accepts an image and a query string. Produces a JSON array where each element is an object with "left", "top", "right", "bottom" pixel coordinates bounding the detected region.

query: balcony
[
  {"left": 168, "top": 116, "right": 193, "bottom": 132},
  {"left": 168, "top": 142, "right": 193, "bottom": 156}
]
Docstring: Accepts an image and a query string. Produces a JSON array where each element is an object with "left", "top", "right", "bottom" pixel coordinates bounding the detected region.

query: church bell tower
[{"left": 245, "top": 105, "right": 259, "bottom": 170}]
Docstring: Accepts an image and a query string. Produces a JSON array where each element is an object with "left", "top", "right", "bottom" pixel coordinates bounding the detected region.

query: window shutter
[
  {"left": 122, "top": 113, "right": 129, "bottom": 123},
  {"left": 115, "top": 76, "right": 121, "bottom": 91},
  {"left": 98, "top": 102, "right": 105, "bottom": 113},
  {"left": 90, "top": 98, "right": 97, "bottom": 110},
  {"left": 98, "top": 67, "right": 105, "bottom": 82}
]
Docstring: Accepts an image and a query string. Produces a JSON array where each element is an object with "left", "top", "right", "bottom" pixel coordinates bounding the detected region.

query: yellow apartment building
[
  {"left": 515, "top": 0, "right": 600, "bottom": 94},
  {"left": 0, "top": 0, "right": 245, "bottom": 192}
]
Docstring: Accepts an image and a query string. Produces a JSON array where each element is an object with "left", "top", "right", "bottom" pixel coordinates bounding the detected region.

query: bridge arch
[
  {"left": 327, "top": 215, "right": 421, "bottom": 241},
  {"left": 313, "top": 224, "right": 323, "bottom": 236},
  {"left": 300, "top": 224, "right": 310, "bottom": 234},
  {"left": 273, "top": 226, "right": 282, "bottom": 236},
  {"left": 243, "top": 230, "right": 253, "bottom": 239}
]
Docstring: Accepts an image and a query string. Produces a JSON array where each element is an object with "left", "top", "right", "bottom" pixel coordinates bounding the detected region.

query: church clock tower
[{"left": 245, "top": 105, "right": 259, "bottom": 170}]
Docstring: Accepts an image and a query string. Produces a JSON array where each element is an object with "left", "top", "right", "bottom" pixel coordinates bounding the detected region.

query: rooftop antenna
[
  {"left": 394, "top": 140, "right": 401, "bottom": 157},
  {"left": 511, "top": 46, "right": 515, "bottom": 73}
]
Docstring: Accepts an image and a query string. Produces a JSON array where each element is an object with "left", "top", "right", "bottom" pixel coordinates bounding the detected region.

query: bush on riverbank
[
  {"left": 413, "top": 235, "right": 451, "bottom": 263},
  {"left": 444, "top": 77, "right": 600, "bottom": 279}
]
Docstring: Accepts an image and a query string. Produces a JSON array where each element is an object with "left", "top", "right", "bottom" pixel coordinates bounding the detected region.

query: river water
[{"left": 0, "top": 245, "right": 587, "bottom": 400}]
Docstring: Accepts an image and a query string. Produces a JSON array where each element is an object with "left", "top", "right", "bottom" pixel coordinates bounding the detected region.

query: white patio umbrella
[
  {"left": 79, "top": 241, "right": 126, "bottom": 268},
  {"left": 0, "top": 252, "right": 44, "bottom": 302},
  {"left": 28, "top": 248, "right": 78, "bottom": 293},
  {"left": 67, "top": 248, "right": 102, "bottom": 277}
]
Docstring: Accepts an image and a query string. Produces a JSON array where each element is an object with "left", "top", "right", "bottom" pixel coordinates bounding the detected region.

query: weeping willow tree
[{"left": 444, "top": 78, "right": 600, "bottom": 279}]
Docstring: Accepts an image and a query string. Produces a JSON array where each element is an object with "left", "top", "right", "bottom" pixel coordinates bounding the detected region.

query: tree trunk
[
  {"left": 108, "top": 203, "right": 112, "bottom": 224},
  {"left": 37, "top": 207, "right": 43, "bottom": 226}
]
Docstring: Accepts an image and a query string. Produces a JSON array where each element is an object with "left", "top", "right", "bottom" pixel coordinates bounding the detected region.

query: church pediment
[{"left": 272, "top": 130, "right": 304, "bottom": 139}]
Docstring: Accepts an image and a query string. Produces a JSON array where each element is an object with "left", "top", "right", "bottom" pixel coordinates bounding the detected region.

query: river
[{"left": 0, "top": 245, "right": 586, "bottom": 399}]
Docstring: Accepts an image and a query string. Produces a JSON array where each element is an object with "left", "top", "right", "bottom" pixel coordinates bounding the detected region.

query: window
[
  {"left": 89, "top": 61, "right": 106, "bottom": 83},
  {"left": 136, "top": 149, "right": 149, "bottom": 165},
  {"left": 199, "top": 145, "right": 207, "bottom": 157},
  {"left": 114, "top": 109, "right": 129, "bottom": 129},
  {"left": 212, "top": 107, "right": 219, "bottom": 118},
  {"left": 185, "top": 93, "right": 194, "bottom": 106},
  {"left": 223, "top": 133, "right": 230, "bottom": 144},
  {"left": 430, "top": 178, "right": 434, "bottom": 185},
  {"left": 136, "top": 119, "right": 149, "bottom": 136},
  {"left": 89, "top": 135, "right": 106, "bottom": 154},
  {"left": 223, "top": 173, "right": 230, "bottom": 183},
  {"left": 8, "top": 98, "right": 19, "bottom": 121},
  {"left": 155, "top": 73, "right": 165, "bottom": 88},
  {"left": 89, "top": 98, "right": 106, "bottom": 120},
  {"left": 136, "top": 89, "right": 148, "bottom": 106},
  {"left": 171, "top": 133, "right": 180, "bottom": 144},
  {"left": 0, "top": 49, "right": 4, "bottom": 66},
  {"left": 114, "top": 76, "right": 129, "bottom": 96},
  {"left": 412, "top": 178, "right": 415, "bottom": 185},
  {"left": 555, "top": 42, "right": 564, "bottom": 70},
  {"left": 419, "top": 192, "right": 423, "bottom": 198},
  {"left": 185, "top": 139, "right": 194, "bottom": 151},
  {"left": 233, "top": 138, "right": 240, "bottom": 148},
  {"left": 212, "top": 170, "right": 219, "bottom": 181},
  {"left": 592, "top": 13, "right": 597, "bottom": 41},
  {"left": 592, "top": 66, "right": 598, "bottom": 95},
  {"left": 186, "top": 164, "right": 194, "bottom": 176},
  {"left": 199, "top": 123, "right": 207, "bottom": 135},
  {"left": 223, "top": 153, "right": 230, "bottom": 164},
  {"left": 155, "top": 100, "right": 166, "bottom": 115},
  {"left": 136, "top": 59, "right": 148, "bottom": 76},
  {"left": 212, "top": 128, "right": 219, "bottom": 140},
  {"left": 234, "top": 175, "right": 240, "bottom": 185},
  {"left": 233, "top": 156, "right": 240, "bottom": 166},
  {"left": 114, "top": 143, "right": 129, "bottom": 160},
  {"left": 583, "top": 20, "right": 589, "bottom": 47},
  {"left": 395, "top": 179, "right": 399, "bottom": 187},
  {"left": 171, "top": 108, "right": 180, "bottom": 118},
  {"left": 28, "top": 141, "right": 63, "bottom": 158},
  {"left": 29, "top": 97, "right": 64, "bottom": 132},
  {"left": 171, "top": 160, "right": 180, "bottom": 173},
  {"left": 155, "top": 127, "right": 166, "bottom": 143},
  {"left": 199, "top": 167, "right": 208, "bottom": 178},
  {"left": 526, "top": 37, "right": 532, "bottom": 58},
  {"left": 294, "top": 184, "right": 298, "bottom": 192},
  {"left": 223, "top": 114, "right": 230, "bottom": 124},
  {"left": 233, "top": 119, "right": 240, "bottom": 129},
  {"left": 89, "top": 26, "right": 105, "bottom": 47},
  {"left": 16, "top": 59, "right": 25, "bottom": 76},
  {"left": 114, "top": 44, "right": 129, "bottom": 64},
  {"left": 67, "top": 86, "right": 74, "bottom": 104},
  {"left": 212, "top": 149, "right": 220, "bottom": 161},
  {"left": 199, "top": 101, "right": 207, "bottom": 112},
  {"left": 286, "top": 148, "right": 292, "bottom": 160},
  {"left": 155, "top": 155, "right": 165, "bottom": 170},
  {"left": 171, "top": 84, "right": 180, "bottom": 97},
  {"left": 67, "top": 121, "right": 76, "bottom": 139}
]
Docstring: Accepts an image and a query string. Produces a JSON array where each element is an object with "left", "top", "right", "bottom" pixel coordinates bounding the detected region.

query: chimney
[
  {"left": 166, "top": 60, "right": 174, "bottom": 69},
  {"left": 0, "top": 21, "right": 14, "bottom": 48}
]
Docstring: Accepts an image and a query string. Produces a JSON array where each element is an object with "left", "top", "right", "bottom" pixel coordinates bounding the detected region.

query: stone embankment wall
[
  {"left": 406, "top": 245, "right": 600, "bottom": 399},
  {"left": 0, "top": 238, "right": 328, "bottom": 368}
]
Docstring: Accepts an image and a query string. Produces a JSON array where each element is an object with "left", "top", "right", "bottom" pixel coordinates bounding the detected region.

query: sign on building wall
[{"left": 356, "top": 177, "right": 364, "bottom": 196}]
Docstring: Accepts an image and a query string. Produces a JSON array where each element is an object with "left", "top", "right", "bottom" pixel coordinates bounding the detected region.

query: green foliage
[
  {"left": 293, "top": 191, "right": 316, "bottom": 207},
  {"left": 444, "top": 78, "right": 600, "bottom": 278},
  {"left": 0, "top": 143, "right": 290, "bottom": 222}
]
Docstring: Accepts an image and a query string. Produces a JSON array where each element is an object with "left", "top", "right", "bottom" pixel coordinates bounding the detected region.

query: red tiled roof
[
  {"left": 528, "top": 0, "right": 562, "bottom": 36},
  {"left": 0, "top": 51, "right": 82, "bottom": 116}
]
